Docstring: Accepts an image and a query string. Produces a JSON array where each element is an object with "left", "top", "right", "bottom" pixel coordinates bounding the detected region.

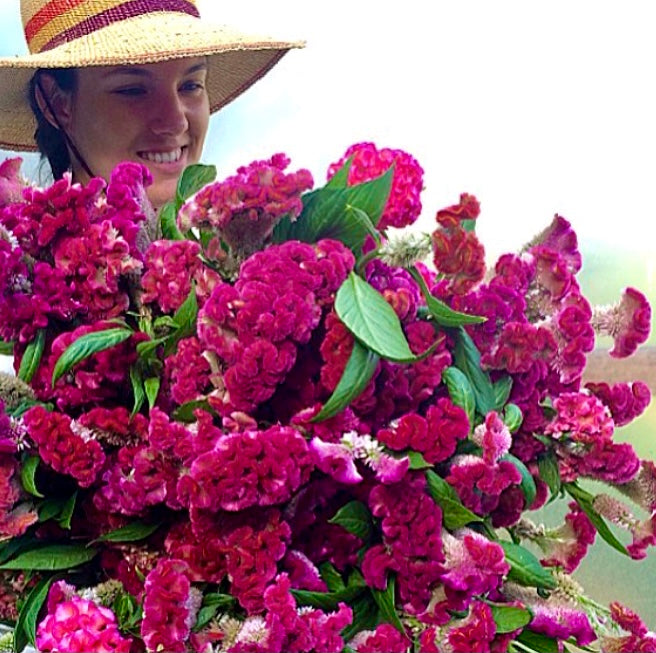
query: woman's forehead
[{"left": 81, "top": 57, "right": 208, "bottom": 81}]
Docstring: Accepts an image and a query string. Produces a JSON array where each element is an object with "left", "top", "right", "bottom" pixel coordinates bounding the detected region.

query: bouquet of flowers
[{"left": 0, "top": 141, "right": 653, "bottom": 653}]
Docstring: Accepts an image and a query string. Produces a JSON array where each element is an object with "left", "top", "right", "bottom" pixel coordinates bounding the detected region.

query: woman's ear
[{"left": 34, "top": 73, "right": 73, "bottom": 131}]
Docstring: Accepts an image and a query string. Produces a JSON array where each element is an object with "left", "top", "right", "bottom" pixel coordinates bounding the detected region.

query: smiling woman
[{"left": 0, "top": 0, "right": 304, "bottom": 208}]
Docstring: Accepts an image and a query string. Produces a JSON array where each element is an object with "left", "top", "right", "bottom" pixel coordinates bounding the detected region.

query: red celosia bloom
[
  {"left": 528, "top": 214, "right": 582, "bottom": 274},
  {"left": 586, "top": 380, "right": 651, "bottom": 428},
  {"left": 446, "top": 601, "right": 497, "bottom": 653},
  {"left": 436, "top": 193, "right": 481, "bottom": 226},
  {"left": 23, "top": 406, "right": 105, "bottom": 488},
  {"left": 350, "top": 623, "right": 410, "bottom": 652},
  {"left": 141, "top": 239, "right": 202, "bottom": 313},
  {"left": 326, "top": 141, "right": 424, "bottom": 230},
  {"left": 36, "top": 594, "right": 132, "bottom": 653},
  {"left": 141, "top": 558, "right": 199, "bottom": 653},
  {"left": 600, "top": 602, "right": 656, "bottom": 653},
  {"left": 0, "top": 454, "right": 38, "bottom": 538}
]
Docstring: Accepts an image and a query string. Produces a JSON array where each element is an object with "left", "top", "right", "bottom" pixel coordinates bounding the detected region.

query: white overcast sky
[{"left": 1, "top": 0, "right": 655, "bottom": 270}]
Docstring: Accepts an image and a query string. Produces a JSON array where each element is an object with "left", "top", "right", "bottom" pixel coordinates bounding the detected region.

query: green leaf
[
  {"left": 164, "top": 285, "right": 198, "bottom": 356},
  {"left": 130, "top": 365, "right": 145, "bottom": 416},
  {"left": 20, "top": 455, "right": 43, "bottom": 498},
  {"left": 319, "top": 562, "right": 346, "bottom": 592},
  {"left": 345, "top": 205, "right": 380, "bottom": 244},
  {"left": 425, "top": 469, "right": 482, "bottom": 530},
  {"left": 292, "top": 570, "right": 366, "bottom": 610},
  {"left": 503, "top": 403, "right": 523, "bottom": 432},
  {"left": 38, "top": 497, "right": 67, "bottom": 523},
  {"left": 13, "top": 574, "right": 57, "bottom": 652},
  {"left": 408, "top": 451, "right": 432, "bottom": 470},
  {"left": 144, "top": 376, "right": 160, "bottom": 410},
  {"left": 112, "top": 591, "right": 142, "bottom": 632},
  {"left": 537, "top": 452, "right": 561, "bottom": 500},
  {"left": 442, "top": 366, "right": 475, "bottom": 427},
  {"left": 52, "top": 327, "right": 133, "bottom": 386},
  {"left": 565, "top": 483, "right": 630, "bottom": 556},
  {"left": 57, "top": 491, "right": 77, "bottom": 530},
  {"left": 409, "top": 266, "right": 486, "bottom": 326},
  {"left": 328, "top": 501, "right": 374, "bottom": 541},
  {"left": 273, "top": 168, "right": 392, "bottom": 251},
  {"left": 17, "top": 329, "right": 45, "bottom": 383},
  {"left": 341, "top": 592, "right": 379, "bottom": 642},
  {"left": 500, "top": 541, "right": 557, "bottom": 589},
  {"left": 94, "top": 521, "right": 161, "bottom": 544},
  {"left": 371, "top": 576, "right": 406, "bottom": 636},
  {"left": 160, "top": 201, "right": 184, "bottom": 240},
  {"left": 0, "top": 339, "right": 14, "bottom": 356},
  {"left": 312, "top": 340, "right": 379, "bottom": 422},
  {"left": 515, "top": 630, "right": 560, "bottom": 653},
  {"left": 335, "top": 273, "right": 415, "bottom": 362},
  {"left": 493, "top": 376, "right": 514, "bottom": 410},
  {"left": 136, "top": 336, "right": 168, "bottom": 359},
  {"left": 501, "top": 454, "right": 537, "bottom": 507},
  {"left": 173, "top": 399, "right": 216, "bottom": 423},
  {"left": 0, "top": 544, "right": 97, "bottom": 571},
  {"left": 325, "top": 155, "right": 353, "bottom": 189},
  {"left": 176, "top": 163, "right": 217, "bottom": 205},
  {"left": 453, "top": 327, "right": 497, "bottom": 415},
  {"left": 489, "top": 604, "right": 532, "bottom": 633},
  {"left": 193, "top": 594, "right": 236, "bottom": 632}
]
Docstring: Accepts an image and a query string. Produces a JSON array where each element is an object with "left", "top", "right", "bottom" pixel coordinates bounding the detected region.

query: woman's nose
[{"left": 149, "top": 92, "right": 188, "bottom": 135}]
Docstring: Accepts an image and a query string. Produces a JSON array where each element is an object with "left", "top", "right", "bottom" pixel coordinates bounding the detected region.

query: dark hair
[{"left": 28, "top": 68, "right": 77, "bottom": 180}]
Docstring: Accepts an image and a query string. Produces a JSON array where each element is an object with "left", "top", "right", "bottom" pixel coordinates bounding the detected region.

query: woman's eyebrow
[{"left": 101, "top": 63, "right": 208, "bottom": 79}]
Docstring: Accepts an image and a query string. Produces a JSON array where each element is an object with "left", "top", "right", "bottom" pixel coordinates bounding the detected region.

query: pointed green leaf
[
  {"left": 160, "top": 201, "right": 184, "bottom": 240},
  {"left": 176, "top": 163, "right": 217, "bottom": 204},
  {"left": 0, "top": 544, "right": 97, "bottom": 571},
  {"left": 565, "top": 483, "right": 629, "bottom": 556},
  {"left": 164, "top": 285, "right": 198, "bottom": 356},
  {"left": 13, "top": 574, "right": 57, "bottom": 652},
  {"left": 442, "top": 366, "right": 475, "bottom": 427},
  {"left": 493, "top": 375, "right": 514, "bottom": 409},
  {"left": 408, "top": 451, "right": 432, "bottom": 470},
  {"left": 335, "top": 273, "right": 415, "bottom": 362},
  {"left": 328, "top": 500, "right": 374, "bottom": 541},
  {"left": 425, "top": 469, "right": 482, "bottom": 530},
  {"left": 145, "top": 376, "right": 160, "bottom": 410},
  {"left": 130, "top": 366, "right": 146, "bottom": 416},
  {"left": 312, "top": 340, "right": 379, "bottom": 422},
  {"left": 94, "top": 521, "right": 161, "bottom": 544},
  {"left": 489, "top": 604, "right": 532, "bottom": 633},
  {"left": 537, "top": 452, "right": 561, "bottom": 499},
  {"left": 325, "top": 155, "right": 353, "bottom": 189},
  {"left": 319, "top": 562, "right": 346, "bottom": 592},
  {"left": 20, "top": 455, "right": 43, "bottom": 498},
  {"left": 500, "top": 541, "right": 557, "bottom": 589},
  {"left": 453, "top": 327, "right": 497, "bottom": 415},
  {"left": 52, "top": 327, "right": 133, "bottom": 386},
  {"left": 409, "top": 266, "right": 486, "bottom": 326},
  {"left": 38, "top": 497, "right": 67, "bottom": 523},
  {"left": 57, "top": 491, "right": 77, "bottom": 530},
  {"left": 341, "top": 592, "right": 380, "bottom": 642},
  {"left": 292, "top": 570, "right": 366, "bottom": 610},
  {"left": 345, "top": 205, "right": 381, "bottom": 244},
  {"left": 371, "top": 576, "right": 406, "bottom": 636},
  {"left": 18, "top": 329, "right": 45, "bottom": 383},
  {"left": 515, "top": 630, "right": 560, "bottom": 653},
  {"left": 501, "top": 454, "right": 537, "bottom": 507},
  {"left": 173, "top": 399, "right": 216, "bottom": 423}
]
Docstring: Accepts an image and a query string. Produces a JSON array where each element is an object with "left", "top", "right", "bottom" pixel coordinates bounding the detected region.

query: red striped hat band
[{"left": 25, "top": 0, "right": 200, "bottom": 54}]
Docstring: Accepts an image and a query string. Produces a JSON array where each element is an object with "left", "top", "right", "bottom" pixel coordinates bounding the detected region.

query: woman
[{"left": 0, "top": 0, "right": 303, "bottom": 209}]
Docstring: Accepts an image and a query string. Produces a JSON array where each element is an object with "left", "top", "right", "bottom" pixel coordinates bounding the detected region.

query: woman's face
[{"left": 60, "top": 57, "right": 210, "bottom": 209}]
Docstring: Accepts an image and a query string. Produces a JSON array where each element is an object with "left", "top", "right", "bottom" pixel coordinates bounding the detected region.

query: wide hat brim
[{"left": 0, "top": 11, "right": 304, "bottom": 152}]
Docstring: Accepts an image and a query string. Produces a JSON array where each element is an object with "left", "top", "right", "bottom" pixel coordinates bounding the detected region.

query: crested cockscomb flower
[
  {"left": 591, "top": 287, "right": 651, "bottom": 358},
  {"left": 349, "top": 623, "right": 410, "bottom": 652},
  {"left": 326, "top": 142, "right": 424, "bottom": 230},
  {"left": 586, "top": 381, "right": 651, "bottom": 428},
  {"left": 178, "top": 153, "right": 313, "bottom": 256},
  {"left": 36, "top": 594, "right": 132, "bottom": 653},
  {"left": 545, "top": 391, "right": 615, "bottom": 443},
  {"left": 600, "top": 602, "right": 656, "bottom": 653},
  {"left": 471, "top": 411, "right": 512, "bottom": 465},
  {"left": 523, "top": 214, "right": 582, "bottom": 274},
  {"left": 436, "top": 192, "right": 481, "bottom": 226},
  {"left": 0, "top": 454, "right": 38, "bottom": 538}
]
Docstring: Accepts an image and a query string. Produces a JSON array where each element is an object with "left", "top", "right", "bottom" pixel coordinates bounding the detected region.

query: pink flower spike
[
  {"left": 472, "top": 411, "right": 512, "bottom": 464},
  {"left": 592, "top": 287, "right": 652, "bottom": 358},
  {"left": 309, "top": 436, "right": 362, "bottom": 484}
]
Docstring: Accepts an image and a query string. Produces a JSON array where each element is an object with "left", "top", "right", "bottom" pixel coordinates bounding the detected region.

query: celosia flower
[
  {"left": 179, "top": 153, "right": 313, "bottom": 256},
  {"left": 141, "top": 558, "right": 199, "bottom": 653},
  {"left": 546, "top": 391, "right": 614, "bottom": 443},
  {"left": 586, "top": 380, "right": 651, "bottom": 428},
  {"left": 36, "top": 594, "right": 132, "bottom": 653},
  {"left": 326, "top": 141, "right": 424, "bottom": 230},
  {"left": 591, "top": 287, "right": 651, "bottom": 358},
  {"left": 0, "top": 157, "right": 26, "bottom": 207},
  {"left": 524, "top": 214, "right": 582, "bottom": 274},
  {"left": 349, "top": 623, "right": 410, "bottom": 652},
  {"left": 600, "top": 602, "right": 656, "bottom": 653},
  {"left": 471, "top": 411, "right": 512, "bottom": 465},
  {"left": 0, "top": 454, "right": 38, "bottom": 538}
]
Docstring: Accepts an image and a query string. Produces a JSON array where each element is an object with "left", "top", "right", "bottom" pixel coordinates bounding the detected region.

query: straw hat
[{"left": 0, "top": 0, "right": 304, "bottom": 152}]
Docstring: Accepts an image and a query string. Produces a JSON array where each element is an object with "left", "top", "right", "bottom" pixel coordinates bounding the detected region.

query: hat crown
[{"left": 21, "top": 0, "right": 200, "bottom": 54}]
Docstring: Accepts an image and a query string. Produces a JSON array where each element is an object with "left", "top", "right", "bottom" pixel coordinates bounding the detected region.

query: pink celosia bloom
[
  {"left": 308, "top": 436, "right": 362, "bottom": 484},
  {"left": 527, "top": 214, "right": 582, "bottom": 274},
  {"left": 472, "top": 411, "right": 512, "bottom": 465},
  {"left": 586, "top": 380, "right": 651, "bottom": 428},
  {"left": 546, "top": 391, "right": 614, "bottom": 443},
  {"left": 0, "top": 157, "right": 26, "bottom": 207},
  {"left": 592, "top": 493, "right": 656, "bottom": 560},
  {"left": 178, "top": 153, "right": 313, "bottom": 255},
  {"left": 141, "top": 558, "right": 199, "bottom": 653},
  {"left": 23, "top": 406, "right": 106, "bottom": 488},
  {"left": 141, "top": 239, "right": 202, "bottom": 312},
  {"left": 36, "top": 595, "right": 132, "bottom": 653},
  {"left": 491, "top": 252, "right": 537, "bottom": 295},
  {"left": 361, "top": 543, "right": 401, "bottom": 590},
  {"left": 349, "top": 623, "right": 410, "bottom": 652},
  {"left": 282, "top": 549, "right": 327, "bottom": 591},
  {"left": 326, "top": 141, "right": 424, "bottom": 230},
  {"left": 600, "top": 602, "right": 656, "bottom": 653},
  {"left": 591, "top": 287, "right": 652, "bottom": 358}
]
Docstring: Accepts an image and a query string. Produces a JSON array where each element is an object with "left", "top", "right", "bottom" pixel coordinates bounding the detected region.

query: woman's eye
[
  {"left": 113, "top": 87, "right": 146, "bottom": 96},
  {"left": 181, "top": 81, "right": 205, "bottom": 92}
]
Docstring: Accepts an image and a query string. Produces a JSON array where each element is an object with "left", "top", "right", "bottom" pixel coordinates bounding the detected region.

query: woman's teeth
[{"left": 139, "top": 148, "right": 183, "bottom": 164}]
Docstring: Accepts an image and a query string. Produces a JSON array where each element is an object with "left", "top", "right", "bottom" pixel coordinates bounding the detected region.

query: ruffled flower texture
[
  {"left": 600, "top": 602, "right": 656, "bottom": 652},
  {"left": 198, "top": 239, "right": 355, "bottom": 415},
  {"left": 0, "top": 157, "right": 26, "bottom": 207},
  {"left": 36, "top": 592, "right": 132, "bottom": 653},
  {"left": 178, "top": 153, "right": 313, "bottom": 256},
  {"left": 326, "top": 141, "right": 424, "bottom": 230}
]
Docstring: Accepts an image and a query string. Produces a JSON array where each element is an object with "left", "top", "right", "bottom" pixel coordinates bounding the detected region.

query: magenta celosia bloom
[
  {"left": 281, "top": 549, "right": 327, "bottom": 591},
  {"left": 178, "top": 153, "right": 313, "bottom": 255},
  {"left": 23, "top": 406, "right": 105, "bottom": 488},
  {"left": 546, "top": 391, "right": 614, "bottom": 443},
  {"left": 349, "top": 623, "right": 410, "bottom": 652},
  {"left": 586, "top": 380, "right": 651, "bottom": 427},
  {"left": 601, "top": 602, "right": 656, "bottom": 653},
  {"left": 36, "top": 594, "right": 132, "bottom": 653},
  {"left": 591, "top": 287, "right": 652, "bottom": 358},
  {"left": 471, "top": 411, "right": 512, "bottom": 465},
  {"left": 447, "top": 601, "right": 497, "bottom": 653},
  {"left": 164, "top": 336, "right": 213, "bottom": 405},
  {"left": 326, "top": 141, "right": 424, "bottom": 230},
  {"left": 528, "top": 214, "right": 582, "bottom": 274},
  {"left": 180, "top": 425, "right": 313, "bottom": 512},
  {"left": 309, "top": 436, "right": 362, "bottom": 484},
  {"left": 141, "top": 239, "right": 202, "bottom": 312},
  {"left": 141, "top": 558, "right": 199, "bottom": 653},
  {"left": 0, "top": 454, "right": 38, "bottom": 538},
  {"left": 0, "top": 157, "right": 26, "bottom": 207}
]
